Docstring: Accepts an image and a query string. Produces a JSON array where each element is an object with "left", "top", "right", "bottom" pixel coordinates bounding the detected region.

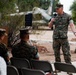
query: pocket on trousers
[{"left": 59, "top": 31, "right": 67, "bottom": 39}]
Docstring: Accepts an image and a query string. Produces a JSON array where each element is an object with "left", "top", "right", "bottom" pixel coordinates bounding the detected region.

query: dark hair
[
  {"left": 0, "top": 31, "right": 6, "bottom": 37},
  {"left": 0, "top": 28, "right": 6, "bottom": 35},
  {"left": 56, "top": 3, "right": 63, "bottom": 8},
  {"left": 20, "top": 33, "right": 29, "bottom": 39}
]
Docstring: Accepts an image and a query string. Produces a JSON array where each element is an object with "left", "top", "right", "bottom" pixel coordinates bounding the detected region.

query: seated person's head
[
  {"left": 0, "top": 28, "right": 7, "bottom": 40},
  {"left": 20, "top": 28, "right": 30, "bottom": 41}
]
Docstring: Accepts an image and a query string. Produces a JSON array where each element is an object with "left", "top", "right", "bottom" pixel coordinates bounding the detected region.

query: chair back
[
  {"left": 10, "top": 57, "right": 31, "bottom": 69},
  {"left": 31, "top": 59, "right": 53, "bottom": 73},
  {"left": 7, "top": 65, "right": 19, "bottom": 75},
  {"left": 21, "top": 68, "right": 46, "bottom": 75},
  {"left": 54, "top": 62, "right": 76, "bottom": 73}
]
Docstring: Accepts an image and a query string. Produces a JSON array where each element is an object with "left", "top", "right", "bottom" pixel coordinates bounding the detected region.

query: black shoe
[
  {"left": 67, "top": 72, "right": 73, "bottom": 75},
  {"left": 54, "top": 70, "right": 61, "bottom": 73}
]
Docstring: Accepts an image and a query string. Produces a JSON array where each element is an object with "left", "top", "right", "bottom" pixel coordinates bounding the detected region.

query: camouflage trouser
[{"left": 53, "top": 38, "right": 71, "bottom": 63}]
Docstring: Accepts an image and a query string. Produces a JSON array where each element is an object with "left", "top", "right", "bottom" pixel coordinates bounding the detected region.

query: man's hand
[
  {"left": 51, "top": 18, "right": 55, "bottom": 22},
  {"left": 48, "top": 18, "right": 55, "bottom": 28}
]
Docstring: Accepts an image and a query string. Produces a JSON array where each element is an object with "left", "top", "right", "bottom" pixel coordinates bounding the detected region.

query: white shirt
[{"left": 0, "top": 56, "right": 7, "bottom": 75}]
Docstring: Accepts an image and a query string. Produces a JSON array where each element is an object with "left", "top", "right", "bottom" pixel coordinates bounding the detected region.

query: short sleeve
[
  {"left": 30, "top": 46, "right": 39, "bottom": 59},
  {"left": 68, "top": 15, "right": 74, "bottom": 24}
]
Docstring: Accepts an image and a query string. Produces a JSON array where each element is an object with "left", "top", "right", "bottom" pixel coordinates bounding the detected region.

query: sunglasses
[{"left": 56, "top": 8, "right": 60, "bottom": 10}]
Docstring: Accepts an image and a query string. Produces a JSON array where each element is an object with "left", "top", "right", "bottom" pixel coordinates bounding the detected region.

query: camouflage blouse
[
  {"left": 53, "top": 12, "right": 72, "bottom": 39},
  {"left": 12, "top": 40, "right": 39, "bottom": 60}
]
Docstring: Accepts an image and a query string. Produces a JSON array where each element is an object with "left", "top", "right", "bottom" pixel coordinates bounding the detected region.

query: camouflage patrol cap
[
  {"left": 0, "top": 28, "right": 7, "bottom": 36},
  {"left": 56, "top": 3, "right": 63, "bottom": 9}
]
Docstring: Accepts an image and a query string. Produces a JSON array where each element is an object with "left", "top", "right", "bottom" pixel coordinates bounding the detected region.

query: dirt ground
[
  {"left": 9, "top": 28, "right": 76, "bottom": 63},
  {"left": 30, "top": 28, "right": 76, "bottom": 63},
  {"left": 37, "top": 42, "right": 76, "bottom": 63}
]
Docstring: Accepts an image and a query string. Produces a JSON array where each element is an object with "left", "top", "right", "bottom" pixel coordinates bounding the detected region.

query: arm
[
  {"left": 35, "top": 52, "right": 39, "bottom": 60},
  {"left": 48, "top": 18, "right": 55, "bottom": 28},
  {"left": 68, "top": 15, "right": 76, "bottom": 36},
  {"left": 69, "top": 22, "right": 76, "bottom": 36},
  {"left": 31, "top": 46, "right": 39, "bottom": 60},
  {"left": 4, "top": 47, "right": 10, "bottom": 65},
  {"left": 34, "top": 46, "right": 39, "bottom": 60}
]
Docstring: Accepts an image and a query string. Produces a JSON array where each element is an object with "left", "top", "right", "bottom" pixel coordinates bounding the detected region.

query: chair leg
[
  {"left": 53, "top": 71, "right": 57, "bottom": 75},
  {"left": 51, "top": 72, "right": 56, "bottom": 75},
  {"left": 67, "top": 72, "right": 73, "bottom": 75}
]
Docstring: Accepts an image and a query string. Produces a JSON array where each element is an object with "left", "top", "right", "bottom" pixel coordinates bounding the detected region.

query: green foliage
[
  {"left": 0, "top": 0, "right": 17, "bottom": 13},
  {"left": 18, "top": 0, "right": 40, "bottom": 12},
  {"left": 39, "top": 0, "right": 50, "bottom": 10},
  {"left": 0, "top": 0, "right": 18, "bottom": 27},
  {"left": 0, "top": 0, "right": 60, "bottom": 29},
  {"left": 0, "top": 0, "right": 60, "bottom": 46},
  {"left": 9, "top": 15, "right": 24, "bottom": 31},
  {"left": 33, "top": 14, "right": 42, "bottom": 20},
  {"left": 70, "top": 0, "right": 76, "bottom": 24}
]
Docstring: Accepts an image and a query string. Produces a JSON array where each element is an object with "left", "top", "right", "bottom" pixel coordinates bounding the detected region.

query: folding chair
[
  {"left": 21, "top": 68, "right": 46, "bottom": 75},
  {"left": 31, "top": 59, "right": 54, "bottom": 75},
  {"left": 54, "top": 62, "right": 76, "bottom": 75},
  {"left": 10, "top": 57, "right": 31, "bottom": 69},
  {"left": 7, "top": 65, "right": 19, "bottom": 75},
  {"left": 10, "top": 57, "right": 31, "bottom": 75}
]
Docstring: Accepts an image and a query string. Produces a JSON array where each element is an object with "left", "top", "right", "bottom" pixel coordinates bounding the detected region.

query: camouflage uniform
[
  {"left": 12, "top": 40, "right": 39, "bottom": 60},
  {"left": 53, "top": 12, "right": 72, "bottom": 63}
]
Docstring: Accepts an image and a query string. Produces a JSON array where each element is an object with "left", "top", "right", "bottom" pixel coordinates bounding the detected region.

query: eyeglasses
[{"left": 56, "top": 8, "right": 60, "bottom": 10}]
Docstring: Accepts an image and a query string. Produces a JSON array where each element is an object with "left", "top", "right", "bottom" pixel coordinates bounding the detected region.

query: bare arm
[
  {"left": 48, "top": 18, "right": 55, "bottom": 28},
  {"left": 69, "top": 22, "right": 76, "bottom": 36}
]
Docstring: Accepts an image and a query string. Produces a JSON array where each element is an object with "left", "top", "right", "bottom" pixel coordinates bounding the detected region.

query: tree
[
  {"left": 0, "top": 0, "right": 19, "bottom": 47},
  {"left": 0, "top": 0, "right": 60, "bottom": 46},
  {"left": 39, "top": 0, "right": 50, "bottom": 10},
  {"left": 18, "top": 0, "right": 40, "bottom": 12},
  {"left": 0, "top": 0, "right": 18, "bottom": 14},
  {"left": 0, "top": 0, "right": 17, "bottom": 26},
  {"left": 70, "top": 0, "right": 76, "bottom": 24}
]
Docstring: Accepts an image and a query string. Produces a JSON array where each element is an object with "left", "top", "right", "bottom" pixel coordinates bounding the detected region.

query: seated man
[
  {"left": 12, "top": 28, "right": 39, "bottom": 60},
  {"left": 0, "top": 28, "right": 9, "bottom": 65}
]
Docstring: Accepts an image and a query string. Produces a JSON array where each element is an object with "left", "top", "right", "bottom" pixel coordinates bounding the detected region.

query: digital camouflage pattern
[
  {"left": 53, "top": 12, "right": 71, "bottom": 39},
  {"left": 12, "top": 40, "right": 39, "bottom": 60},
  {"left": 53, "top": 12, "right": 72, "bottom": 63},
  {"left": 53, "top": 39, "right": 71, "bottom": 63}
]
